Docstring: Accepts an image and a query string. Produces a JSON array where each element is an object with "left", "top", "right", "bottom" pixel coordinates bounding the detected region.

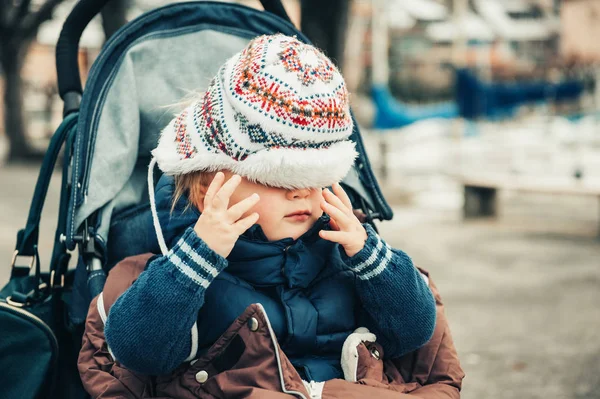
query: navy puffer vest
[{"left": 154, "top": 176, "right": 359, "bottom": 381}]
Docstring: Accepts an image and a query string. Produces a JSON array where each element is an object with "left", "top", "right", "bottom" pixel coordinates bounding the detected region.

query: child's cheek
[
  {"left": 249, "top": 201, "right": 271, "bottom": 222},
  {"left": 314, "top": 208, "right": 324, "bottom": 219}
]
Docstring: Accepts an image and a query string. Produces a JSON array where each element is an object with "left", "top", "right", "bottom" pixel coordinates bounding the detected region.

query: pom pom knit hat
[{"left": 148, "top": 34, "right": 357, "bottom": 254}]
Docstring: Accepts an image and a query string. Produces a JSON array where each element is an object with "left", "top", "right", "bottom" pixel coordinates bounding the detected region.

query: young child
[{"left": 79, "top": 35, "right": 463, "bottom": 398}]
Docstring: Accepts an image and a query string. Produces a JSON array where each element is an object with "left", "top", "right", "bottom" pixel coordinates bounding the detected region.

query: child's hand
[
  {"left": 194, "top": 172, "right": 260, "bottom": 258},
  {"left": 319, "top": 183, "right": 367, "bottom": 257}
]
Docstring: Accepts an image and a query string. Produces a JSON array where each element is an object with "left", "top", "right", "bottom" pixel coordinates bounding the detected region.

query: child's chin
[{"left": 267, "top": 224, "right": 312, "bottom": 241}]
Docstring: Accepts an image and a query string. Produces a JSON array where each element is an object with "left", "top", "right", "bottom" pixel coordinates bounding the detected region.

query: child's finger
[
  {"left": 213, "top": 174, "right": 241, "bottom": 209},
  {"left": 204, "top": 172, "right": 225, "bottom": 210},
  {"left": 227, "top": 193, "right": 260, "bottom": 222},
  {"left": 321, "top": 201, "right": 352, "bottom": 230},
  {"left": 322, "top": 188, "right": 350, "bottom": 214},
  {"left": 332, "top": 183, "right": 353, "bottom": 212},
  {"left": 329, "top": 218, "right": 340, "bottom": 231},
  {"left": 319, "top": 229, "right": 351, "bottom": 245},
  {"left": 234, "top": 212, "right": 260, "bottom": 233}
]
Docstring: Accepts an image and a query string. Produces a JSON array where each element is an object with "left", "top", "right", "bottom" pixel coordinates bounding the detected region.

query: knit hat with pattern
[{"left": 151, "top": 34, "right": 357, "bottom": 189}]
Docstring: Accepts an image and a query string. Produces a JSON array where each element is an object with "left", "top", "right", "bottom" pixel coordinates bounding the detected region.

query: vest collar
[{"left": 226, "top": 215, "right": 333, "bottom": 288}]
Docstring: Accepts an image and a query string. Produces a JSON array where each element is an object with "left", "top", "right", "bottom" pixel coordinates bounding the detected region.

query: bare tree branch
[
  {"left": 0, "top": 0, "right": 68, "bottom": 160},
  {"left": 15, "top": 0, "right": 34, "bottom": 27},
  {"left": 1, "top": 0, "right": 33, "bottom": 45},
  {"left": 4, "top": 0, "right": 33, "bottom": 28},
  {"left": 0, "top": 0, "right": 12, "bottom": 35},
  {"left": 101, "top": 0, "right": 128, "bottom": 41},
  {"left": 300, "top": 0, "right": 351, "bottom": 70},
  {"left": 21, "top": 0, "right": 63, "bottom": 40}
]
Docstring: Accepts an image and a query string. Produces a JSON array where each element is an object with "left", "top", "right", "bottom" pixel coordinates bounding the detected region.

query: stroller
[{"left": 0, "top": 0, "right": 393, "bottom": 398}]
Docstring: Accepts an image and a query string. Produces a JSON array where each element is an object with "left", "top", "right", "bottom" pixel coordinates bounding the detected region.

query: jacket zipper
[{"left": 256, "top": 303, "right": 308, "bottom": 399}]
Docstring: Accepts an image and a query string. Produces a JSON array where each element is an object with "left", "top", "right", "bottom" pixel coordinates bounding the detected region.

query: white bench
[{"left": 453, "top": 173, "right": 600, "bottom": 232}]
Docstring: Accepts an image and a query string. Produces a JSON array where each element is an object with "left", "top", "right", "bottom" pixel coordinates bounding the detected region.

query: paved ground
[
  {"left": 1, "top": 152, "right": 600, "bottom": 399},
  {"left": 377, "top": 194, "right": 600, "bottom": 399}
]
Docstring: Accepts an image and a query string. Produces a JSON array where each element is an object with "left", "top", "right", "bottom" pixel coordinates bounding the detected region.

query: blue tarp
[
  {"left": 372, "top": 69, "right": 584, "bottom": 129},
  {"left": 455, "top": 68, "right": 584, "bottom": 120},
  {"left": 372, "top": 84, "right": 457, "bottom": 129}
]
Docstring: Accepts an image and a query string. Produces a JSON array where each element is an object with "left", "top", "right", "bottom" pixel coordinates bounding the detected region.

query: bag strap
[
  {"left": 48, "top": 123, "right": 76, "bottom": 289},
  {"left": 11, "top": 113, "right": 78, "bottom": 279}
]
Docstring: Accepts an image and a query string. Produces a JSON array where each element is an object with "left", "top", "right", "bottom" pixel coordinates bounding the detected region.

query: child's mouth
[{"left": 285, "top": 211, "right": 311, "bottom": 222}]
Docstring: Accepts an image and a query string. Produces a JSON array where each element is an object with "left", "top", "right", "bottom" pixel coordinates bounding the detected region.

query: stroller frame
[{"left": 4, "top": 1, "right": 395, "bottom": 398}]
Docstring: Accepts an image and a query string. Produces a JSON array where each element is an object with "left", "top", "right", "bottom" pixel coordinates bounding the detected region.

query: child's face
[
  {"left": 195, "top": 173, "right": 323, "bottom": 241},
  {"left": 230, "top": 176, "right": 324, "bottom": 241}
]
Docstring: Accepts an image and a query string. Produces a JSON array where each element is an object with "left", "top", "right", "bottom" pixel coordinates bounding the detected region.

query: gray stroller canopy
[{"left": 60, "top": 1, "right": 391, "bottom": 263}]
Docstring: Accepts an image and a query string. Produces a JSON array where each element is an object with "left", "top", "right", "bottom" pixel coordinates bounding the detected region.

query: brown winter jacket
[{"left": 78, "top": 253, "right": 464, "bottom": 398}]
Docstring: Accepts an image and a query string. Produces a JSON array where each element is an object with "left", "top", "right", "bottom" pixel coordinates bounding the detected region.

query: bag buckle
[
  {"left": 50, "top": 270, "right": 65, "bottom": 289},
  {"left": 11, "top": 250, "right": 35, "bottom": 270},
  {"left": 5, "top": 295, "right": 28, "bottom": 308},
  {"left": 5, "top": 281, "right": 49, "bottom": 308}
]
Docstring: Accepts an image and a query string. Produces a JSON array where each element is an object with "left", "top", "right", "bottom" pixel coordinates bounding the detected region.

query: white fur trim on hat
[{"left": 153, "top": 139, "right": 357, "bottom": 189}]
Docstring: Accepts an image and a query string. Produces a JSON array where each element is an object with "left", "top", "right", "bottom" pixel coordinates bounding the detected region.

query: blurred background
[{"left": 1, "top": 0, "right": 599, "bottom": 398}]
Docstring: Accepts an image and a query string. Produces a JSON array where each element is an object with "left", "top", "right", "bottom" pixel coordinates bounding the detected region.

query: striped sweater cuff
[
  {"left": 342, "top": 224, "right": 393, "bottom": 280},
  {"left": 166, "top": 227, "right": 228, "bottom": 288}
]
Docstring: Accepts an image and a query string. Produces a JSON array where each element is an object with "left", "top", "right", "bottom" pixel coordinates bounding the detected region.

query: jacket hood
[{"left": 153, "top": 174, "right": 200, "bottom": 249}]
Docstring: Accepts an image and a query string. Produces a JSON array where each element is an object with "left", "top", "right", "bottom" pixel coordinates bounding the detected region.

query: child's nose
[{"left": 287, "top": 187, "right": 311, "bottom": 200}]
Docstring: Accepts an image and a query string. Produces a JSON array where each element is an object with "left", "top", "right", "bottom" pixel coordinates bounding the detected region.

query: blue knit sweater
[{"left": 105, "top": 220, "right": 436, "bottom": 380}]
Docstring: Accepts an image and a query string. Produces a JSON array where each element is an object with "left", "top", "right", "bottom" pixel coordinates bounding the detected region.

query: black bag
[{"left": 0, "top": 114, "right": 87, "bottom": 399}]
